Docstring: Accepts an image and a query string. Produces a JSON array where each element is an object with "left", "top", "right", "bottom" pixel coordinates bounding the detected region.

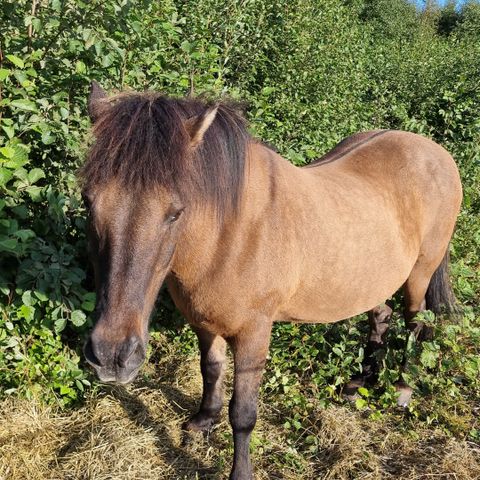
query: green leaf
[
  {"left": 48, "top": 18, "right": 60, "bottom": 28},
  {"left": 22, "top": 290, "right": 33, "bottom": 306},
  {"left": 27, "top": 168, "right": 45, "bottom": 184},
  {"left": 6, "top": 55, "right": 24, "bottom": 69},
  {"left": 420, "top": 347, "right": 439, "bottom": 369},
  {"left": 2, "top": 125, "right": 15, "bottom": 138},
  {"left": 71, "top": 310, "right": 87, "bottom": 327},
  {"left": 0, "top": 147, "right": 15, "bottom": 159},
  {"left": 11, "top": 205, "right": 28, "bottom": 219},
  {"left": 355, "top": 398, "right": 367, "bottom": 409},
  {"left": 18, "top": 304, "right": 35, "bottom": 321},
  {"left": 101, "top": 54, "right": 114, "bottom": 68},
  {"left": 0, "top": 168, "right": 13, "bottom": 186},
  {"left": 0, "top": 238, "right": 18, "bottom": 252},
  {"left": 54, "top": 317, "right": 67, "bottom": 333},
  {"left": 13, "top": 167, "right": 28, "bottom": 181},
  {"left": 59, "top": 385, "right": 73, "bottom": 396},
  {"left": 0, "top": 286, "right": 10, "bottom": 296},
  {"left": 81, "top": 300, "right": 95, "bottom": 312},
  {"left": 32, "top": 18, "right": 42, "bottom": 32},
  {"left": 25, "top": 185, "right": 43, "bottom": 201},
  {"left": 262, "top": 86, "right": 275, "bottom": 95},
  {"left": 11, "top": 145, "right": 29, "bottom": 164},
  {"left": 83, "top": 292, "right": 96, "bottom": 302},
  {"left": 131, "top": 21, "right": 142, "bottom": 34},
  {"left": 41, "top": 132, "right": 56, "bottom": 145},
  {"left": 15, "top": 229, "right": 35, "bottom": 242},
  {"left": 181, "top": 41, "right": 193, "bottom": 53},
  {"left": 358, "top": 387, "right": 370, "bottom": 397},
  {"left": 34, "top": 290, "right": 49, "bottom": 302},
  {"left": 0, "top": 69, "right": 10, "bottom": 81},
  {"left": 332, "top": 346, "right": 343, "bottom": 356},
  {"left": 13, "top": 71, "right": 28, "bottom": 86},
  {"left": 10, "top": 99, "right": 37, "bottom": 112},
  {"left": 3, "top": 144, "right": 29, "bottom": 169},
  {"left": 75, "top": 60, "right": 86, "bottom": 74},
  {"left": 59, "top": 107, "right": 69, "bottom": 119},
  {"left": 26, "top": 68, "right": 37, "bottom": 78}
]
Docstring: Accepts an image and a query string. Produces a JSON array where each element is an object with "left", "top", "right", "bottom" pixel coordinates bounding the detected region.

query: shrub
[{"left": 0, "top": 0, "right": 479, "bottom": 417}]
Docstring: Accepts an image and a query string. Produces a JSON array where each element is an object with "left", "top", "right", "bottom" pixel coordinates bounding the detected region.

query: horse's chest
[{"left": 165, "top": 274, "right": 245, "bottom": 336}]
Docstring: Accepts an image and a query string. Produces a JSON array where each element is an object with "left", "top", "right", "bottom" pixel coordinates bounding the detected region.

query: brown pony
[{"left": 81, "top": 82, "right": 462, "bottom": 480}]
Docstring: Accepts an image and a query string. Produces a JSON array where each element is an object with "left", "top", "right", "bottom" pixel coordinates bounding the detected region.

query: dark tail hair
[{"left": 425, "top": 249, "right": 458, "bottom": 315}]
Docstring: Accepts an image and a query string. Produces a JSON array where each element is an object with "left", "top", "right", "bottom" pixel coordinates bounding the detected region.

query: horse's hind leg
[
  {"left": 183, "top": 328, "right": 227, "bottom": 432},
  {"left": 403, "top": 267, "right": 435, "bottom": 340},
  {"left": 395, "top": 257, "right": 443, "bottom": 406},
  {"left": 344, "top": 303, "right": 393, "bottom": 399}
]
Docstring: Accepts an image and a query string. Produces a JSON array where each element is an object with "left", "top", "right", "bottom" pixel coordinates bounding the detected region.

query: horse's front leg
[
  {"left": 228, "top": 319, "right": 272, "bottom": 480},
  {"left": 183, "top": 327, "right": 227, "bottom": 432}
]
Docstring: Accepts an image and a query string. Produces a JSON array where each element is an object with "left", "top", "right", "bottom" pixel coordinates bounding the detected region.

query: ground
[{"left": 1, "top": 332, "right": 479, "bottom": 480}]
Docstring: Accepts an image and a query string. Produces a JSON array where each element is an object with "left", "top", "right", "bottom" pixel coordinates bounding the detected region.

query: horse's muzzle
[{"left": 83, "top": 333, "right": 146, "bottom": 384}]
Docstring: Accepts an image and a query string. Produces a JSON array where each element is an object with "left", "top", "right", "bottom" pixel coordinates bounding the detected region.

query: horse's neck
[{"left": 171, "top": 142, "right": 296, "bottom": 290}]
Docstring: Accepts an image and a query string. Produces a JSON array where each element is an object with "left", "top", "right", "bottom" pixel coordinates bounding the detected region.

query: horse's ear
[
  {"left": 88, "top": 81, "right": 108, "bottom": 123},
  {"left": 185, "top": 104, "right": 219, "bottom": 148}
]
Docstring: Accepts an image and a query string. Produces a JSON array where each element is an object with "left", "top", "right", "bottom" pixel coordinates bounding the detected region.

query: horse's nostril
[
  {"left": 117, "top": 336, "right": 142, "bottom": 368},
  {"left": 84, "top": 337, "right": 103, "bottom": 367}
]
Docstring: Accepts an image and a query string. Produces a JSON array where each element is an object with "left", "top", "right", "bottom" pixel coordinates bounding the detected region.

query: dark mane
[{"left": 80, "top": 93, "right": 250, "bottom": 219}]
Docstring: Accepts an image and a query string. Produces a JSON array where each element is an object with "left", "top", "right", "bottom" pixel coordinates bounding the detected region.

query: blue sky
[{"left": 413, "top": 0, "right": 468, "bottom": 6}]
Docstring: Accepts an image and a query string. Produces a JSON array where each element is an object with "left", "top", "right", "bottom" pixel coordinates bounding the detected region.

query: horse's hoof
[
  {"left": 343, "top": 376, "right": 366, "bottom": 401},
  {"left": 394, "top": 381, "right": 413, "bottom": 407},
  {"left": 182, "top": 413, "right": 218, "bottom": 433}
]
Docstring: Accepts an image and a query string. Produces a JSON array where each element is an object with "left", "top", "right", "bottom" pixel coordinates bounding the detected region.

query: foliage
[{"left": 0, "top": 0, "right": 479, "bottom": 452}]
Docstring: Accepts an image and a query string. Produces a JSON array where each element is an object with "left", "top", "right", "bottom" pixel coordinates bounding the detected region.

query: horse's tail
[{"left": 425, "top": 248, "right": 458, "bottom": 315}]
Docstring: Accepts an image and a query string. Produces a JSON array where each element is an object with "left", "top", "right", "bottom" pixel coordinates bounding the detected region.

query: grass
[{"left": 1, "top": 331, "right": 479, "bottom": 480}]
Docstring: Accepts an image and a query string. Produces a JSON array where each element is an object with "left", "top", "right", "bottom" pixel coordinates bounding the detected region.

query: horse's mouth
[{"left": 91, "top": 365, "right": 142, "bottom": 386}]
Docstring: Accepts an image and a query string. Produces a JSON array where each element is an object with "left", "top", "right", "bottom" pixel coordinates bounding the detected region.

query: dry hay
[{"left": 1, "top": 347, "right": 479, "bottom": 480}]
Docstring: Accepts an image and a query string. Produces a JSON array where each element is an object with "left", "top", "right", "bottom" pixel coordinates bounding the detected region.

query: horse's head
[
  {"left": 82, "top": 83, "right": 223, "bottom": 384},
  {"left": 82, "top": 179, "right": 186, "bottom": 383}
]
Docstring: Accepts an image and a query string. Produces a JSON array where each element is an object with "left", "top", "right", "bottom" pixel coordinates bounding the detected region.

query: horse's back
[
  {"left": 307, "top": 130, "right": 390, "bottom": 168},
  {"left": 306, "top": 129, "right": 462, "bottom": 219},
  {"left": 310, "top": 129, "right": 457, "bottom": 175}
]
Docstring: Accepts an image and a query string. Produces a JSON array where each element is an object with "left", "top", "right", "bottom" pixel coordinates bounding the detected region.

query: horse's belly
[
  {"left": 278, "top": 226, "right": 418, "bottom": 324},
  {"left": 279, "top": 265, "right": 411, "bottom": 324}
]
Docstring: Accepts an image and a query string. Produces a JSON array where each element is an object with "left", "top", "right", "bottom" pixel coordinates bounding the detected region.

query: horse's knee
[{"left": 201, "top": 358, "right": 225, "bottom": 384}]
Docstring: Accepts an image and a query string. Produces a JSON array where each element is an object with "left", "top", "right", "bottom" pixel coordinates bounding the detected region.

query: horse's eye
[{"left": 166, "top": 208, "right": 184, "bottom": 224}]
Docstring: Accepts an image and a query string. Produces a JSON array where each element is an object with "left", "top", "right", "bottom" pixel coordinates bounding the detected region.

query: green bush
[{"left": 0, "top": 0, "right": 479, "bottom": 424}]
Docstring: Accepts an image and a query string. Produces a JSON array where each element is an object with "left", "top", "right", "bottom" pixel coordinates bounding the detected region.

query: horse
[{"left": 81, "top": 82, "right": 462, "bottom": 480}]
